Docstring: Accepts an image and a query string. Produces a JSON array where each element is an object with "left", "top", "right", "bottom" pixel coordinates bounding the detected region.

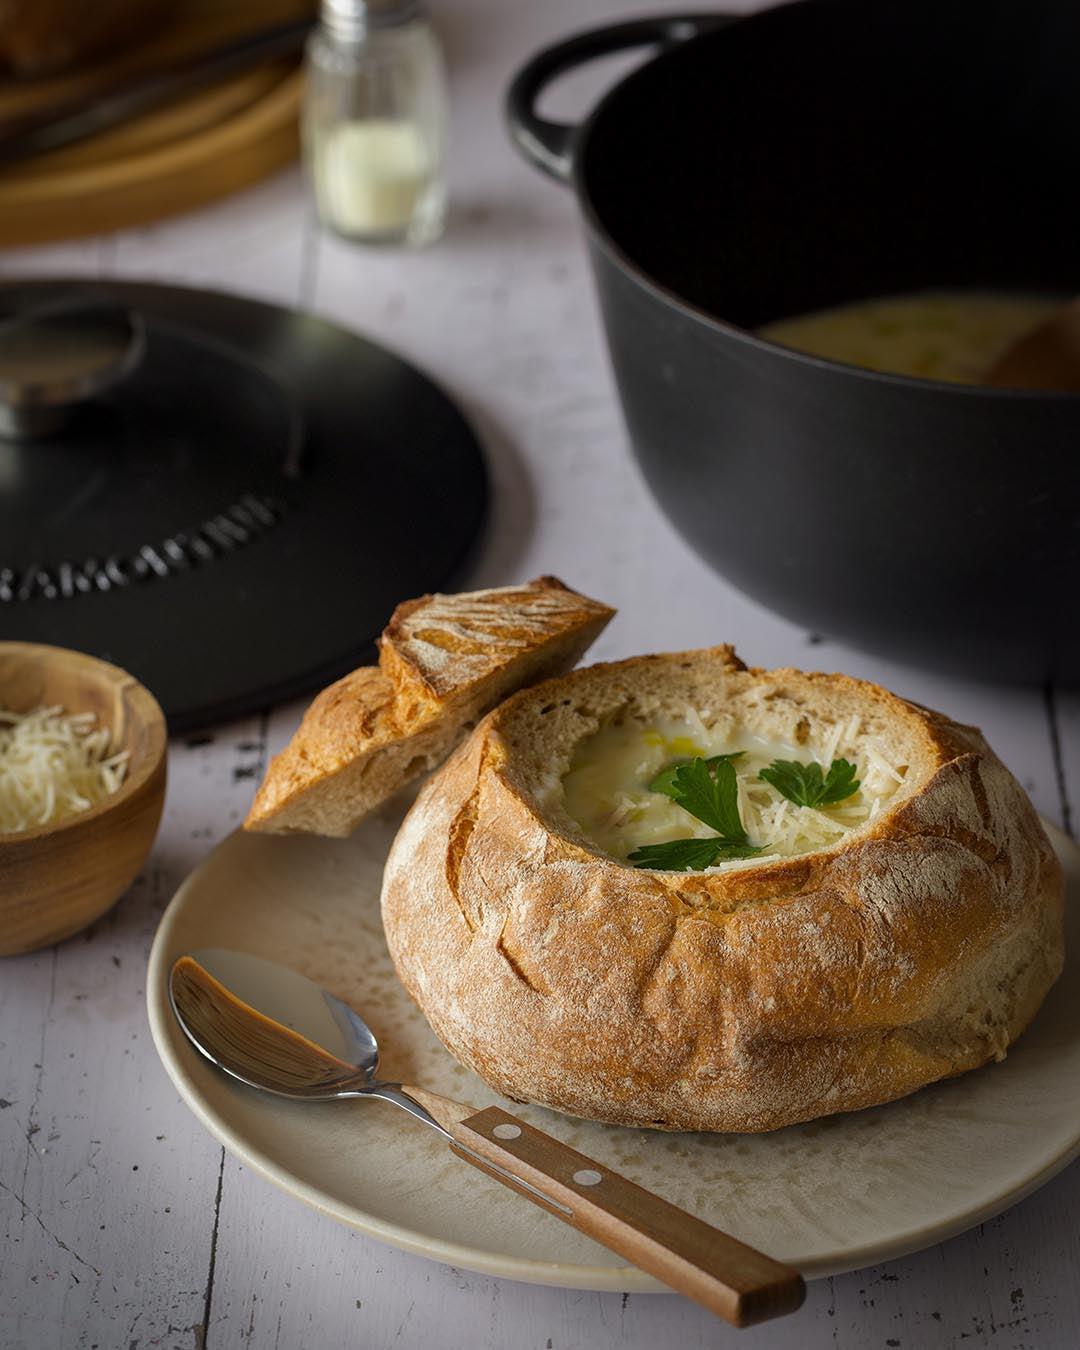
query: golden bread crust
[
  {"left": 380, "top": 648, "right": 1064, "bottom": 1132},
  {"left": 245, "top": 577, "right": 614, "bottom": 837}
]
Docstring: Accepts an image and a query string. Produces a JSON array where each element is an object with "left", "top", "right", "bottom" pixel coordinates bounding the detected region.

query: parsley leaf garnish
[
  {"left": 663, "top": 756, "right": 747, "bottom": 839},
  {"left": 758, "top": 757, "right": 860, "bottom": 807},
  {"left": 629, "top": 837, "right": 762, "bottom": 872},
  {"left": 631, "top": 753, "right": 760, "bottom": 871},
  {"left": 647, "top": 751, "right": 744, "bottom": 799}
]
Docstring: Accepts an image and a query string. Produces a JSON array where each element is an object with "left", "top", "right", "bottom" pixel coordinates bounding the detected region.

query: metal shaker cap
[{"left": 319, "top": 0, "right": 421, "bottom": 44}]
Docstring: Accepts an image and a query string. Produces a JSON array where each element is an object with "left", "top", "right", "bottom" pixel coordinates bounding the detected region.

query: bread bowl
[{"left": 381, "top": 646, "right": 1065, "bottom": 1133}]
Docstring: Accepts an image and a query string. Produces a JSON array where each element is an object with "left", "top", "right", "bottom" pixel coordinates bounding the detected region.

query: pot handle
[{"left": 506, "top": 13, "right": 738, "bottom": 183}]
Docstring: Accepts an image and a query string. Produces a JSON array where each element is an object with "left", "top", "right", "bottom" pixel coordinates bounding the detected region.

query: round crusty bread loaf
[{"left": 380, "top": 647, "right": 1065, "bottom": 1133}]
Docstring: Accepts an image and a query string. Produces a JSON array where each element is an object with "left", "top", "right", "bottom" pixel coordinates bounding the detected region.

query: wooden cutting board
[{"left": 0, "top": 0, "right": 314, "bottom": 247}]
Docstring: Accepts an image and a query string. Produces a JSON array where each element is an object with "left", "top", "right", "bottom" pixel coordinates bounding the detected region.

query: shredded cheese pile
[
  {"left": 727, "top": 713, "right": 905, "bottom": 865},
  {"left": 562, "top": 711, "right": 908, "bottom": 870},
  {"left": 0, "top": 706, "right": 129, "bottom": 834}
]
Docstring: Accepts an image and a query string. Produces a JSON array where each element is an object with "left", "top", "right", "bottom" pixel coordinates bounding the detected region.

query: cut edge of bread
[{"left": 244, "top": 576, "right": 614, "bottom": 837}]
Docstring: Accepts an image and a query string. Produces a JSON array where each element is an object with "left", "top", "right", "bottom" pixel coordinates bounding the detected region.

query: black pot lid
[{"left": 0, "top": 280, "right": 488, "bottom": 731}]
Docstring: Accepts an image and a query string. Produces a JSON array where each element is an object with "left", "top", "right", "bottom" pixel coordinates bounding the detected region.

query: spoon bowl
[
  {"left": 171, "top": 952, "right": 375, "bottom": 1099},
  {"left": 170, "top": 951, "right": 450, "bottom": 1134}
]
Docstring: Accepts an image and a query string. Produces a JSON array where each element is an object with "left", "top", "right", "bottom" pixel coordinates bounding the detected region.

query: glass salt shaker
[{"left": 302, "top": 0, "right": 448, "bottom": 246}]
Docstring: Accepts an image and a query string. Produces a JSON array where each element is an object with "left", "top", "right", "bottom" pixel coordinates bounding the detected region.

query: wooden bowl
[{"left": 0, "top": 642, "right": 167, "bottom": 956}]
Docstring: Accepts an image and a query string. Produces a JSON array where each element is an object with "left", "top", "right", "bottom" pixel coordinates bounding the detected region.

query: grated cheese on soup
[
  {"left": 0, "top": 706, "right": 129, "bottom": 833},
  {"left": 560, "top": 713, "right": 907, "bottom": 871}
]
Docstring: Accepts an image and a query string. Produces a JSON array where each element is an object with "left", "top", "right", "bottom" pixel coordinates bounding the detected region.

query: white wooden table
[{"left": 2, "top": 2, "right": 1078, "bottom": 1346}]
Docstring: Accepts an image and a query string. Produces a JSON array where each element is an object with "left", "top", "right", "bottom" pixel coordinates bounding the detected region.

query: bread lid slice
[{"left": 244, "top": 576, "right": 614, "bottom": 837}]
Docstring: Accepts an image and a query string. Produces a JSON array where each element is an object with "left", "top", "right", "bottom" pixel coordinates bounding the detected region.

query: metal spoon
[{"left": 169, "top": 949, "right": 805, "bottom": 1329}]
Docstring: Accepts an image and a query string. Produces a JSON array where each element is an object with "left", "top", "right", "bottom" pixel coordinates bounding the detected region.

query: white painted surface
[{"left": 0, "top": 1, "right": 1076, "bottom": 1346}]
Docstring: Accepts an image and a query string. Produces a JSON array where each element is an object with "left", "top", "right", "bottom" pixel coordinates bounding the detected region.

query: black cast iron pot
[{"left": 506, "top": 0, "right": 1080, "bottom": 684}]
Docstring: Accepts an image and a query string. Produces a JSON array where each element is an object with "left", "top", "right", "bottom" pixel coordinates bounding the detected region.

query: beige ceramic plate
[{"left": 147, "top": 803, "right": 1080, "bottom": 1290}]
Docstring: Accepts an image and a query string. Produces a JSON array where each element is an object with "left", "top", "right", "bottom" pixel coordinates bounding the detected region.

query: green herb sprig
[
  {"left": 627, "top": 837, "right": 745, "bottom": 872},
  {"left": 757, "top": 758, "right": 860, "bottom": 808},
  {"left": 646, "top": 751, "right": 744, "bottom": 800},
  {"left": 629, "top": 755, "right": 761, "bottom": 871}
]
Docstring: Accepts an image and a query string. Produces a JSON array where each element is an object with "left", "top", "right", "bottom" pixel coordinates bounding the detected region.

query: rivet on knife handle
[{"left": 447, "top": 1104, "right": 805, "bottom": 1328}]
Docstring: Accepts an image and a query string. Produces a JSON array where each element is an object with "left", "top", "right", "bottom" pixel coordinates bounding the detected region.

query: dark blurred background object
[
  {"left": 0, "top": 279, "right": 488, "bottom": 731},
  {"left": 0, "top": 0, "right": 315, "bottom": 244},
  {"left": 507, "top": 0, "right": 1080, "bottom": 685},
  {"left": 0, "top": 0, "right": 173, "bottom": 78}
]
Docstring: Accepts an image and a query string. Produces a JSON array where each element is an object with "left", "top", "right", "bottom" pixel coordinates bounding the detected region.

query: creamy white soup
[
  {"left": 560, "top": 713, "right": 907, "bottom": 871},
  {"left": 759, "top": 290, "right": 1062, "bottom": 383}
]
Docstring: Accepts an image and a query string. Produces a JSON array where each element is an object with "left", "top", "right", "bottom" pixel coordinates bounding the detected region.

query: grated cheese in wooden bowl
[{"left": 0, "top": 705, "right": 130, "bottom": 834}]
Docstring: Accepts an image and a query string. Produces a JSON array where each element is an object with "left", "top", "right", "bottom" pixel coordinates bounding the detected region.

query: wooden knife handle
[{"left": 402, "top": 1087, "right": 804, "bottom": 1328}]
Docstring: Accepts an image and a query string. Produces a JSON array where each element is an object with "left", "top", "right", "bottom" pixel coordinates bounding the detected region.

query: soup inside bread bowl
[{"left": 560, "top": 709, "right": 909, "bottom": 873}]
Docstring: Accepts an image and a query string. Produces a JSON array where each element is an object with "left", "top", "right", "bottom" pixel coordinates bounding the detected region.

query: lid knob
[{"left": 0, "top": 291, "right": 145, "bottom": 441}]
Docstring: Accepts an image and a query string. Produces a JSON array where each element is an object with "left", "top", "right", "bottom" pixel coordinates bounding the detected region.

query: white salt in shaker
[{"left": 302, "top": 0, "right": 448, "bottom": 246}]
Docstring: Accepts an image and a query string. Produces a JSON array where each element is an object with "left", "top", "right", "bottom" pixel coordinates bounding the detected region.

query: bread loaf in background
[
  {"left": 381, "top": 647, "right": 1065, "bottom": 1133},
  {"left": 245, "top": 576, "right": 614, "bottom": 837}
]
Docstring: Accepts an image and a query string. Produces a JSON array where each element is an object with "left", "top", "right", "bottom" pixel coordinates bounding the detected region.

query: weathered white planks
[
  {"left": 1, "top": 0, "right": 1078, "bottom": 1346},
  {"left": 0, "top": 724, "right": 275, "bottom": 1349}
]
